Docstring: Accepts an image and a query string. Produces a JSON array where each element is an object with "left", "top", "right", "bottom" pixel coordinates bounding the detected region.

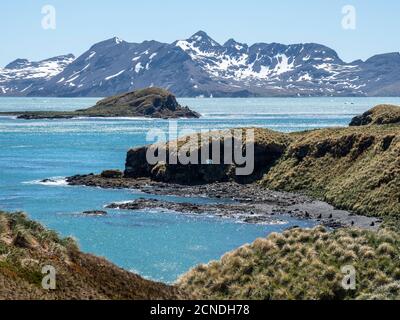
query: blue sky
[{"left": 0, "top": 0, "right": 399, "bottom": 66}]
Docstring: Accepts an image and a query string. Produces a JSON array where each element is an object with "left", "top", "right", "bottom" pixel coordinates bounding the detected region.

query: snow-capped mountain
[
  {"left": 0, "top": 54, "right": 75, "bottom": 95},
  {"left": 1, "top": 31, "right": 400, "bottom": 97}
]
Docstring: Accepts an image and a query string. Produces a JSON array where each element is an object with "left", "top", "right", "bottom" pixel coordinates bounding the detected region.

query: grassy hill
[
  {"left": 178, "top": 221, "right": 400, "bottom": 300},
  {"left": 0, "top": 211, "right": 184, "bottom": 300},
  {"left": 262, "top": 124, "right": 400, "bottom": 217}
]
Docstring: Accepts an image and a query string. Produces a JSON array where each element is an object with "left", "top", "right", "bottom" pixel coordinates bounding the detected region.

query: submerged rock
[{"left": 82, "top": 210, "right": 107, "bottom": 216}]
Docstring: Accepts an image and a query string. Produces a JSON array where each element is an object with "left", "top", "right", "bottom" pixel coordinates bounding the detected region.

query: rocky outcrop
[
  {"left": 124, "top": 128, "right": 290, "bottom": 184},
  {"left": 350, "top": 104, "right": 400, "bottom": 126},
  {"left": 65, "top": 105, "right": 400, "bottom": 217},
  {"left": 100, "top": 169, "right": 123, "bottom": 179},
  {"left": 82, "top": 210, "right": 107, "bottom": 216},
  {"left": 121, "top": 106, "right": 400, "bottom": 216},
  {"left": 1, "top": 88, "right": 200, "bottom": 119}
]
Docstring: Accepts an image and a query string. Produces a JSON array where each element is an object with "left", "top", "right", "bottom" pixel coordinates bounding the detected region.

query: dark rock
[
  {"left": 101, "top": 169, "right": 123, "bottom": 179},
  {"left": 124, "top": 128, "right": 288, "bottom": 184},
  {"left": 65, "top": 174, "right": 381, "bottom": 230},
  {"left": 125, "top": 147, "right": 153, "bottom": 178},
  {"left": 41, "top": 178, "right": 57, "bottom": 183},
  {"left": 83, "top": 210, "right": 107, "bottom": 216}
]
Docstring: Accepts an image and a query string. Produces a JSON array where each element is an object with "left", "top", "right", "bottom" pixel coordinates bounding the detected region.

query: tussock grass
[
  {"left": 178, "top": 223, "right": 400, "bottom": 300},
  {"left": 262, "top": 124, "right": 400, "bottom": 217}
]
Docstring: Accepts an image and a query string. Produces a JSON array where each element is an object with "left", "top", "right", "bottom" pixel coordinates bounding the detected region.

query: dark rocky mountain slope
[{"left": 2, "top": 32, "right": 400, "bottom": 97}]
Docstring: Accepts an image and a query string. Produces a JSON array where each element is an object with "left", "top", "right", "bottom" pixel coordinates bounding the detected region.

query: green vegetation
[
  {"left": 0, "top": 211, "right": 184, "bottom": 300},
  {"left": 262, "top": 125, "right": 400, "bottom": 217},
  {"left": 178, "top": 221, "right": 400, "bottom": 300}
]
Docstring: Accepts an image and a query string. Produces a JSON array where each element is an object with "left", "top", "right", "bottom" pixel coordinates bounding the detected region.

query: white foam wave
[
  {"left": 23, "top": 177, "right": 68, "bottom": 186},
  {"left": 74, "top": 116, "right": 156, "bottom": 121},
  {"left": 0, "top": 115, "right": 17, "bottom": 120}
]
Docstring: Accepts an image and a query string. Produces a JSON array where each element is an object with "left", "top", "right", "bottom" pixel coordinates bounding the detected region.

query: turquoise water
[{"left": 1, "top": 97, "right": 400, "bottom": 282}]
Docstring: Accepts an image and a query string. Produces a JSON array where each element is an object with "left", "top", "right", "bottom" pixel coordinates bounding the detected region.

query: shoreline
[{"left": 66, "top": 174, "right": 381, "bottom": 230}]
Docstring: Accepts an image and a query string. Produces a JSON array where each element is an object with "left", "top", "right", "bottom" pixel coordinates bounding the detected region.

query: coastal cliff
[
  {"left": 124, "top": 128, "right": 289, "bottom": 184},
  {"left": 1, "top": 88, "right": 200, "bottom": 120},
  {"left": 263, "top": 124, "right": 399, "bottom": 217}
]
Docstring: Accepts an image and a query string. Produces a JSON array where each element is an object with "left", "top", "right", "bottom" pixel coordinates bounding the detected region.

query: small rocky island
[{"left": 1, "top": 87, "right": 200, "bottom": 119}]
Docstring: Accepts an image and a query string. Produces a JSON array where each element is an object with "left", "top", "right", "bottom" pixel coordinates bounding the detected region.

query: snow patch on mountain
[
  {"left": 1, "top": 32, "right": 400, "bottom": 97},
  {"left": 105, "top": 69, "right": 125, "bottom": 80},
  {"left": 0, "top": 54, "right": 75, "bottom": 95},
  {"left": 135, "top": 63, "right": 143, "bottom": 73}
]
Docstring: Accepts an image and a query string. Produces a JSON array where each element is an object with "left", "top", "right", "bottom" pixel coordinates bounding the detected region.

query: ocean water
[{"left": 1, "top": 97, "right": 400, "bottom": 283}]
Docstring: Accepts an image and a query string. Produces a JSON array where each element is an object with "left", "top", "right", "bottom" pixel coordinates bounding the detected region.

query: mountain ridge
[{"left": 1, "top": 31, "right": 400, "bottom": 97}]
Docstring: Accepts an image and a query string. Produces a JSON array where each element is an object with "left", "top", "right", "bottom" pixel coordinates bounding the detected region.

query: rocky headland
[
  {"left": 67, "top": 104, "right": 400, "bottom": 222},
  {"left": 0, "top": 87, "right": 200, "bottom": 120}
]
